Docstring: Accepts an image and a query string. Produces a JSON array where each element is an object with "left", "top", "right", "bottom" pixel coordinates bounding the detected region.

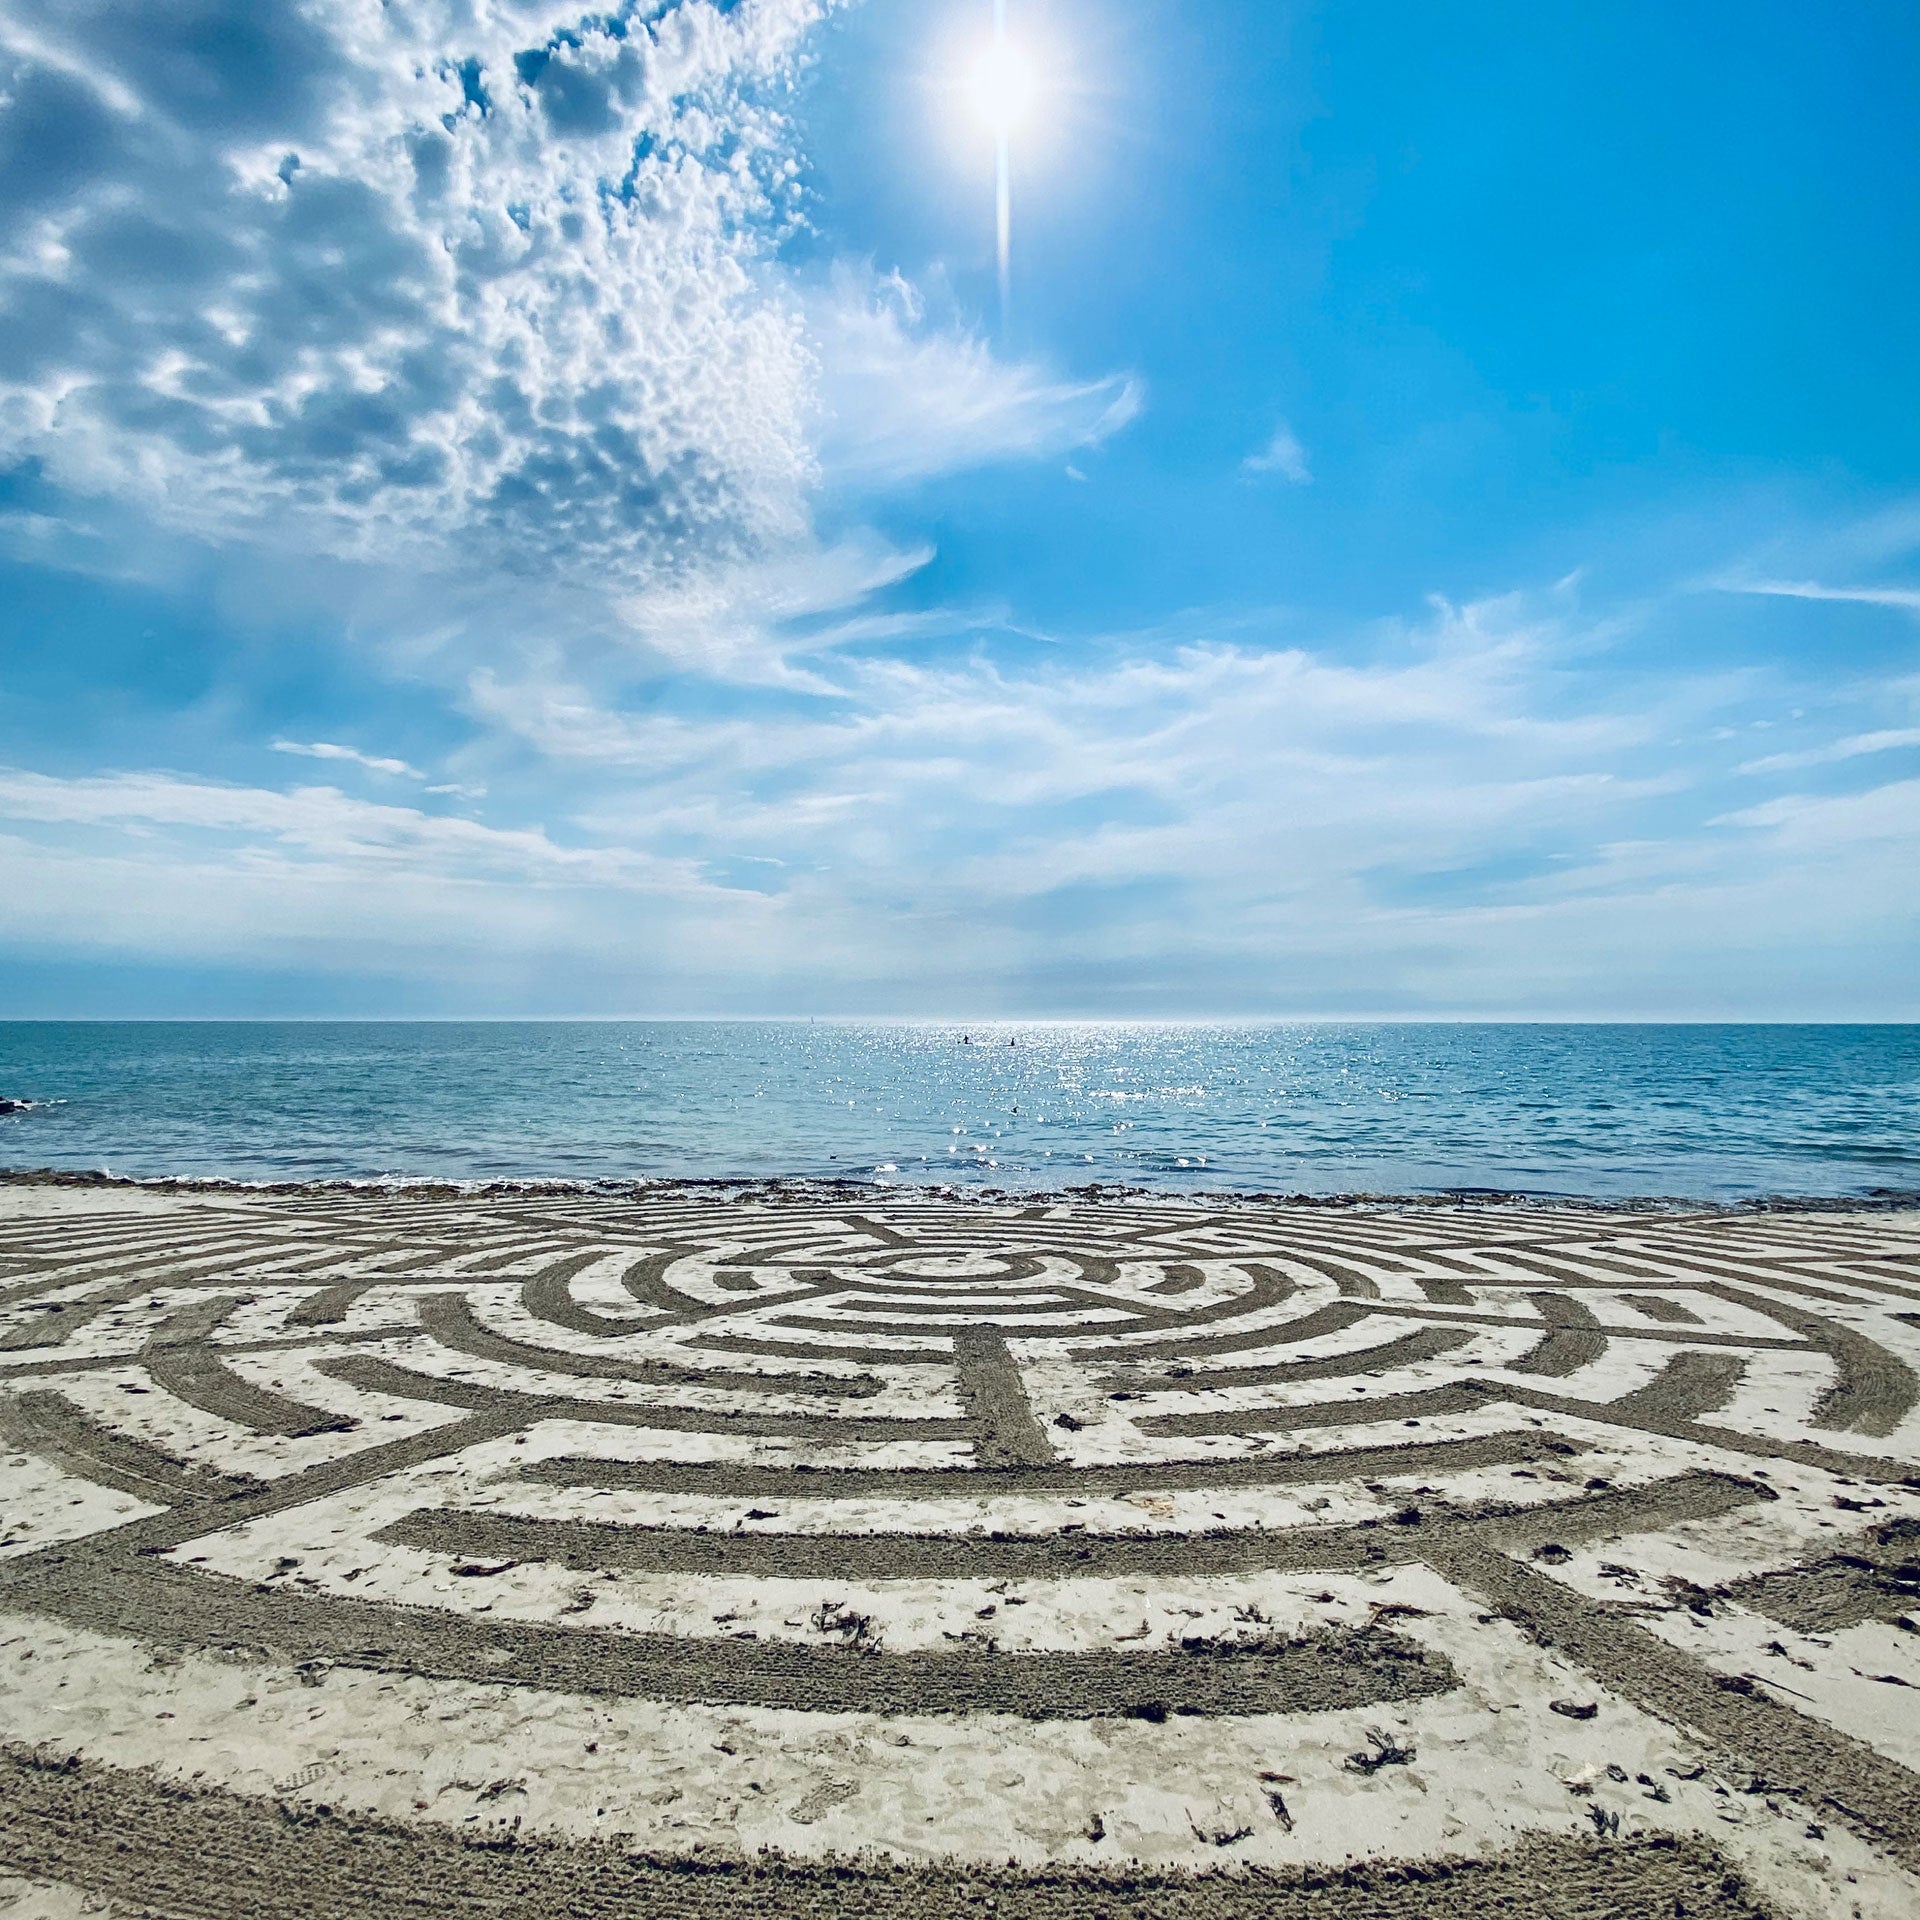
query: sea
[{"left": 2, "top": 1021, "right": 1917, "bottom": 1203}]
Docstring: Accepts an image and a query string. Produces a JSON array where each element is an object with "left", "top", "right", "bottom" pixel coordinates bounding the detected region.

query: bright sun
[
  {"left": 966, "top": 34, "right": 1037, "bottom": 137},
  {"left": 952, "top": 4, "right": 1052, "bottom": 320}
]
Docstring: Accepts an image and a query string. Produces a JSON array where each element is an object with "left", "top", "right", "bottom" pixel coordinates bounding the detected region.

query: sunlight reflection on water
[{"left": 1, "top": 1021, "right": 1915, "bottom": 1200}]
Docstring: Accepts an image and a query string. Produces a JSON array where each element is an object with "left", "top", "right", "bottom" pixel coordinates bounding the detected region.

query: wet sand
[{"left": 4, "top": 1182, "right": 1920, "bottom": 1916}]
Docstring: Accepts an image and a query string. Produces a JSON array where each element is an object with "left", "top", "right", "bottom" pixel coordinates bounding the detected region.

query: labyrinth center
[{"left": 5, "top": 1190, "right": 1920, "bottom": 1916}]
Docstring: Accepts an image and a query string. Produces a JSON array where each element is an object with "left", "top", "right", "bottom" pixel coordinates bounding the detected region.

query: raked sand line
[{"left": 0, "top": 1751, "right": 1782, "bottom": 1920}]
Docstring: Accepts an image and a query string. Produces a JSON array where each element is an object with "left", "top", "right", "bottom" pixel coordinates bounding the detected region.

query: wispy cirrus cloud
[
  {"left": 1738, "top": 728, "right": 1920, "bottom": 775},
  {"left": 1719, "top": 578, "right": 1920, "bottom": 614},
  {"left": 473, "top": 587, "right": 1696, "bottom": 919},
  {"left": 1712, "top": 778, "right": 1920, "bottom": 850},
  {"left": 273, "top": 740, "right": 424, "bottom": 780},
  {"left": 813, "top": 269, "right": 1143, "bottom": 488},
  {"left": 4, "top": 574, "right": 1918, "bottom": 1013},
  {"left": 0, "top": 767, "right": 695, "bottom": 888},
  {"left": 0, "top": 767, "right": 786, "bottom": 1002}
]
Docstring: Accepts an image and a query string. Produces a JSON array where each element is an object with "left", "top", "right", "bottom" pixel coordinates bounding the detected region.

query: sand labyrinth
[{"left": 5, "top": 1187, "right": 1920, "bottom": 1918}]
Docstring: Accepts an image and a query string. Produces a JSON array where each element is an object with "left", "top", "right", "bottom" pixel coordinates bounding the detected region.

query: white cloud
[
  {"left": 273, "top": 739, "right": 424, "bottom": 780},
  {"left": 811, "top": 268, "right": 1142, "bottom": 488},
  {"left": 5, "top": 579, "right": 1918, "bottom": 1012},
  {"left": 1242, "top": 421, "right": 1311, "bottom": 484},
  {"left": 1712, "top": 778, "right": 1920, "bottom": 850},
  {"left": 604, "top": 529, "right": 945, "bottom": 687},
  {"left": 0, "top": 1, "right": 1146, "bottom": 688},
  {"left": 474, "top": 590, "right": 1679, "bottom": 919},
  {"left": 444, "top": 585, "right": 1917, "bottom": 1012},
  {"left": 1723, "top": 579, "right": 1920, "bottom": 614},
  {"left": 0, "top": 766, "right": 699, "bottom": 891},
  {"left": 1738, "top": 728, "right": 1920, "bottom": 775},
  {"left": 0, "top": 0, "right": 827, "bottom": 585},
  {"left": 0, "top": 5, "right": 1147, "bottom": 601}
]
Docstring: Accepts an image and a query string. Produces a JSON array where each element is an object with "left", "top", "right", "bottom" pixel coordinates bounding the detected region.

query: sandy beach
[{"left": 4, "top": 1181, "right": 1920, "bottom": 1917}]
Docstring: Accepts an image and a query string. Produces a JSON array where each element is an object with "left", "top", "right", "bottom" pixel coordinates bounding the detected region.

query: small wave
[
  {"left": 9, "top": 1163, "right": 1911, "bottom": 1215},
  {"left": 0, "top": 1097, "right": 53, "bottom": 1116},
  {"left": 1787, "top": 1142, "right": 1920, "bottom": 1166}
]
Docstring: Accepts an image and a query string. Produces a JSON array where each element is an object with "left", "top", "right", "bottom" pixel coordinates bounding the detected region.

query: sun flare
[{"left": 966, "top": 34, "right": 1037, "bottom": 137}]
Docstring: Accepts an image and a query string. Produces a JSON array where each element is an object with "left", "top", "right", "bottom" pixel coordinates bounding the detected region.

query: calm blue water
[{"left": 0, "top": 1022, "right": 1916, "bottom": 1201}]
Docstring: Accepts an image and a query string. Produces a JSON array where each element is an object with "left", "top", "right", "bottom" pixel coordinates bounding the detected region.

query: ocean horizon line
[{"left": 4, "top": 1013, "right": 1919, "bottom": 1028}]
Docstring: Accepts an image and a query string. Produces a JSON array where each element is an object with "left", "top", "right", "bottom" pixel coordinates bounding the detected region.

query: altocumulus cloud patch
[{"left": 0, "top": 0, "right": 828, "bottom": 583}]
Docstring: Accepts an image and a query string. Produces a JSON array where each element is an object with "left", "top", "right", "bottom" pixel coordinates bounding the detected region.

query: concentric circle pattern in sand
[{"left": 5, "top": 1187, "right": 1920, "bottom": 1917}]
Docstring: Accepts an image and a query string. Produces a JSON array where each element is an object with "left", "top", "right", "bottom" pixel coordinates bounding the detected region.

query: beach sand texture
[{"left": 4, "top": 1186, "right": 1920, "bottom": 1917}]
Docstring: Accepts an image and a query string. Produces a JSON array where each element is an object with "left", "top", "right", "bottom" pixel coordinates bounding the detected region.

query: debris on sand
[{"left": 1343, "top": 1727, "right": 1418, "bottom": 1775}]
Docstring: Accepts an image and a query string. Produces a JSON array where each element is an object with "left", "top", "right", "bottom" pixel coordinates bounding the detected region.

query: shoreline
[{"left": 4, "top": 1162, "right": 1917, "bottom": 1214}]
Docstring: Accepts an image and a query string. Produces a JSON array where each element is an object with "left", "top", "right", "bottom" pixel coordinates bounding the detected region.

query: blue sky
[{"left": 0, "top": 0, "right": 1916, "bottom": 1017}]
